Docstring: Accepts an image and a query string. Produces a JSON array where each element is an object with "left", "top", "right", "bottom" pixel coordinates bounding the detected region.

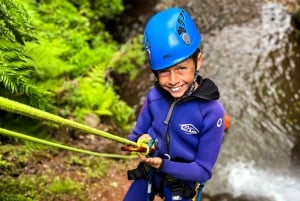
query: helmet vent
[
  {"left": 177, "top": 11, "right": 191, "bottom": 45},
  {"left": 178, "top": 27, "right": 186, "bottom": 35},
  {"left": 178, "top": 18, "right": 185, "bottom": 26}
]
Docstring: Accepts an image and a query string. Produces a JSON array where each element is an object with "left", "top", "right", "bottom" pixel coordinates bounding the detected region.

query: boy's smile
[{"left": 157, "top": 55, "right": 202, "bottom": 98}]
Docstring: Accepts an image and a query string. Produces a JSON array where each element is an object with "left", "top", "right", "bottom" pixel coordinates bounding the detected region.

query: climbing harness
[
  {"left": 192, "top": 182, "right": 205, "bottom": 201},
  {"left": 147, "top": 166, "right": 154, "bottom": 201},
  {"left": 163, "top": 175, "right": 198, "bottom": 200}
]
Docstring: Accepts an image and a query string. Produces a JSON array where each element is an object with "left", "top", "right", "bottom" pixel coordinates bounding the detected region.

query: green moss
[
  {"left": 84, "top": 157, "right": 108, "bottom": 179},
  {"left": 47, "top": 176, "right": 83, "bottom": 195},
  {"left": 0, "top": 145, "right": 31, "bottom": 175},
  {"left": 0, "top": 176, "right": 40, "bottom": 201},
  {"left": 65, "top": 155, "right": 109, "bottom": 179}
]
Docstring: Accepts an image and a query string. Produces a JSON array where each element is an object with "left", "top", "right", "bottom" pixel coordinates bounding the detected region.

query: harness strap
[
  {"left": 192, "top": 182, "right": 205, "bottom": 201},
  {"left": 127, "top": 162, "right": 150, "bottom": 180},
  {"left": 163, "top": 175, "right": 196, "bottom": 199},
  {"left": 147, "top": 169, "right": 154, "bottom": 201}
]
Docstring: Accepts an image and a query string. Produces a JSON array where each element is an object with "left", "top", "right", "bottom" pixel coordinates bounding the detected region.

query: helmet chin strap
[
  {"left": 184, "top": 81, "right": 195, "bottom": 96},
  {"left": 183, "top": 70, "right": 198, "bottom": 96},
  {"left": 184, "top": 49, "right": 201, "bottom": 97}
]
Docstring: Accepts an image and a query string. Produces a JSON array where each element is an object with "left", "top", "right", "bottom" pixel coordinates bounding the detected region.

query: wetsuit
[{"left": 123, "top": 75, "right": 225, "bottom": 201}]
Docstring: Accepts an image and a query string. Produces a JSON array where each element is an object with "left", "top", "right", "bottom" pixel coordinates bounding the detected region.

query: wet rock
[
  {"left": 234, "top": 194, "right": 275, "bottom": 201},
  {"left": 210, "top": 193, "right": 234, "bottom": 201},
  {"left": 201, "top": 193, "right": 275, "bottom": 201},
  {"left": 84, "top": 113, "right": 100, "bottom": 128},
  {"left": 290, "top": 136, "right": 300, "bottom": 175}
]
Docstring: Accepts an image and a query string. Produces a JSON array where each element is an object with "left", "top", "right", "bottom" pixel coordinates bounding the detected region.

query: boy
[{"left": 123, "top": 7, "right": 225, "bottom": 201}]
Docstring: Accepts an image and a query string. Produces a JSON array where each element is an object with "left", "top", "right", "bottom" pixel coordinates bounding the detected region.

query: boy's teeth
[{"left": 171, "top": 86, "right": 181, "bottom": 92}]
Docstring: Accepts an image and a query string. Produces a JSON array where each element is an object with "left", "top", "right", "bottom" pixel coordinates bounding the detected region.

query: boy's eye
[
  {"left": 158, "top": 69, "right": 167, "bottom": 74},
  {"left": 177, "top": 66, "right": 186, "bottom": 71},
  {"left": 157, "top": 70, "right": 169, "bottom": 76}
]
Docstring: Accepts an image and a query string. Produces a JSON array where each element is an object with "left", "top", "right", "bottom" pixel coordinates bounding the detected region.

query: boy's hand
[
  {"left": 136, "top": 134, "right": 162, "bottom": 169},
  {"left": 137, "top": 153, "right": 162, "bottom": 169},
  {"left": 137, "top": 134, "right": 152, "bottom": 144}
]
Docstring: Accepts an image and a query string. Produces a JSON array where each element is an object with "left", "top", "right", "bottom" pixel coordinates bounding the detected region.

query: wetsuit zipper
[{"left": 163, "top": 99, "right": 180, "bottom": 156}]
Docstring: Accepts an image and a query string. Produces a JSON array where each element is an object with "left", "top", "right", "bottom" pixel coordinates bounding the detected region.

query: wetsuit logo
[
  {"left": 217, "top": 118, "right": 223, "bottom": 127},
  {"left": 179, "top": 124, "right": 199, "bottom": 135}
]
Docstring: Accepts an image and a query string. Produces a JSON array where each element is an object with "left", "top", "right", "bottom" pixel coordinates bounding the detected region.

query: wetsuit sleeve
[
  {"left": 159, "top": 101, "right": 225, "bottom": 182},
  {"left": 127, "top": 93, "right": 153, "bottom": 142}
]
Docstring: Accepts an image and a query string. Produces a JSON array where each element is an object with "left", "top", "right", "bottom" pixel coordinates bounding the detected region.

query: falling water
[
  {"left": 223, "top": 161, "right": 300, "bottom": 201},
  {"left": 202, "top": 3, "right": 300, "bottom": 199}
]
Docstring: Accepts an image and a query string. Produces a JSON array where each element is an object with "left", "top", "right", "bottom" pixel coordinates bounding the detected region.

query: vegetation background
[{"left": 0, "top": 0, "right": 146, "bottom": 200}]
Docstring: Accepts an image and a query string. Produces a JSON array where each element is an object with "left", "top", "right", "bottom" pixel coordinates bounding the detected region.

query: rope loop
[{"left": 137, "top": 139, "right": 150, "bottom": 155}]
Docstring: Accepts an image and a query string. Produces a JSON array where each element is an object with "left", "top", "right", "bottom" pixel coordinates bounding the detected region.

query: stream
[{"left": 203, "top": 3, "right": 300, "bottom": 201}]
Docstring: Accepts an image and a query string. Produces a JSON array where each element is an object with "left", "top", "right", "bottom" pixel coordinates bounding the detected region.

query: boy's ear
[{"left": 196, "top": 53, "right": 202, "bottom": 71}]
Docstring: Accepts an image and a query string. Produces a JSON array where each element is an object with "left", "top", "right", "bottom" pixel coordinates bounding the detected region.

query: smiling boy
[{"left": 123, "top": 7, "right": 225, "bottom": 201}]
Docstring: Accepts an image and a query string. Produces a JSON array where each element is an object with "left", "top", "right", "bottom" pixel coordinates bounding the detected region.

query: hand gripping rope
[{"left": 121, "top": 137, "right": 157, "bottom": 155}]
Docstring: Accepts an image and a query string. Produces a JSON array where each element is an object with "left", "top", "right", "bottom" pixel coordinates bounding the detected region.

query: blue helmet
[{"left": 144, "top": 7, "right": 202, "bottom": 71}]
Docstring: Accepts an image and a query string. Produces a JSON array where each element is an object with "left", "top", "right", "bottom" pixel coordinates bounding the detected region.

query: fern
[
  {"left": 109, "top": 35, "right": 146, "bottom": 80},
  {"left": 24, "top": 39, "right": 77, "bottom": 79},
  {"left": 0, "top": 0, "right": 36, "bottom": 44},
  {"left": 0, "top": 0, "right": 50, "bottom": 109},
  {"left": 1, "top": 0, "right": 141, "bottom": 135},
  {"left": 0, "top": 42, "right": 50, "bottom": 109}
]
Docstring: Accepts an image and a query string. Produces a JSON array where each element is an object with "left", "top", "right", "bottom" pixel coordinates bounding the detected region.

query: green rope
[
  {"left": 0, "top": 127, "right": 136, "bottom": 159},
  {"left": 0, "top": 96, "right": 137, "bottom": 147}
]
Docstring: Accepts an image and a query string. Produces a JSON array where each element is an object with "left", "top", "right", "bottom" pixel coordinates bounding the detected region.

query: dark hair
[
  {"left": 191, "top": 48, "right": 201, "bottom": 68},
  {"left": 152, "top": 48, "right": 201, "bottom": 77}
]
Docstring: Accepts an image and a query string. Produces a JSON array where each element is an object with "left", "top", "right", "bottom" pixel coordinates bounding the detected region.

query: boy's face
[{"left": 157, "top": 53, "right": 202, "bottom": 98}]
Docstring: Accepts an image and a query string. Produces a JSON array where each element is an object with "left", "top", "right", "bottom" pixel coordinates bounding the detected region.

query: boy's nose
[{"left": 168, "top": 72, "right": 179, "bottom": 85}]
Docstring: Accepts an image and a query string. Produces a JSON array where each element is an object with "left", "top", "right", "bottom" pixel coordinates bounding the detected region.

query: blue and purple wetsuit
[{"left": 124, "top": 75, "right": 225, "bottom": 201}]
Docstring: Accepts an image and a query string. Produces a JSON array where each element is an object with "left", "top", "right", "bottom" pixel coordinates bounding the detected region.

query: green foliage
[
  {"left": 22, "top": 0, "right": 136, "bottom": 130},
  {"left": 66, "top": 155, "right": 108, "bottom": 179},
  {"left": 24, "top": 39, "right": 77, "bottom": 79},
  {"left": 1, "top": 0, "right": 144, "bottom": 137},
  {"left": 0, "top": 0, "right": 51, "bottom": 109},
  {"left": 76, "top": 81, "right": 115, "bottom": 117},
  {"left": 0, "top": 145, "right": 32, "bottom": 175},
  {"left": 0, "top": 140, "right": 139, "bottom": 200},
  {"left": 111, "top": 100, "right": 136, "bottom": 131},
  {"left": 0, "top": 0, "right": 36, "bottom": 44},
  {"left": 0, "top": 177, "right": 39, "bottom": 201},
  {"left": 0, "top": 146, "right": 40, "bottom": 200},
  {"left": 0, "top": 174, "right": 84, "bottom": 201},
  {"left": 0, "top": 154, "right": 12, "bottom": 169},
  {"left": 0, "top": 145, "right": 73, "bottom": 200},
  {"left": 110, "top": 34, "right": 146, "bottom": 80},
  {"left": 24, "top": 0, "right": 120, "bottom": 79},
  {"left": 58, "top": 63, "right": 135, "bottom": 130},
  {"left": 47, "top": 176, "right": 82, "bottom": 194},
  {"left": 76, "top": 65, "right": 135, "bottom": 130},
  {"left": 84, "top": 156, "right": 108, "bottom": 178},
  {"left": 67, "top": 155, "right": 84, "bottom": 165}
]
